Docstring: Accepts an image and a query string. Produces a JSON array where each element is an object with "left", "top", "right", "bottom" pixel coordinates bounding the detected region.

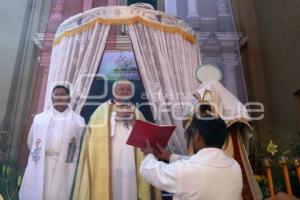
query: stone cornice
[
  {"left": 196, "top": 31, "right": 248, "bottom": 48},
  {"left": 32, "top": 32, "right": 54, "bottom": 50}
]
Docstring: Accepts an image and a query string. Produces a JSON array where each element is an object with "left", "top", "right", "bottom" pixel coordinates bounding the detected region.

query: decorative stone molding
[
  {"left": 32, "top": 32, "right": 54, "bottom": 50},
  {"left": 237, "top": 32, "right": 248, "bottom": 47},
  {"left": 49, "top": 0, "right": 66, "bottom": 22},
  {"left": 196, "top": 31, "right": 248, "bottom": 48},
  {"left": 113, "top": 35, "right": 132, "bottom": 50}
]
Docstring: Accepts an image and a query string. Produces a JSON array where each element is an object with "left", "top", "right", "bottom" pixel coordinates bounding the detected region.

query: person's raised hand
[
  {"left": 141, "top": 140, "right": 154, "bottom": 156},
  {"left": 154, "top": 143, "right": 171, "bottom": 161}
]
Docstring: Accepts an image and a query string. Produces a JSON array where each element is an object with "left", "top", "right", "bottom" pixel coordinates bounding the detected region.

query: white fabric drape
[
  {"left": 44, "top": 24, "right": 110, "bottom": 113},
  {"left": 111, "top": 117, "right": 137, "bottom": 200},
  {"left": 128, "top": 24, "right": 200, "bottom": 154}
]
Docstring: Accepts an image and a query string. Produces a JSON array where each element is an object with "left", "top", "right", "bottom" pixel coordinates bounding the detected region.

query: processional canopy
[
  {"left": 47, "top": 5, "right": 200, "bottom": 154},
  {"left": 53, "top": 6, "right": 197, "bottom": 46}
]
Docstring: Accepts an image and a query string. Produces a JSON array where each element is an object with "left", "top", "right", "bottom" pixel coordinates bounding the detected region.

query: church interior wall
[
  {"left": 252, "top": 0, "right": 300, "bottom": 139},
  {"left": 232, "top": 0, "right": 300, "bottom": 143},
  {"left": 230, "top": 0, "right": 271, "bottom": 133}
]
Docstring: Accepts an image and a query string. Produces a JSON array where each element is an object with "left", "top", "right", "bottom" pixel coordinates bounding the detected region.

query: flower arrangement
[
  {"left": 253, "top": 131, "right": 300, "bottom": 198},
  {"left": 266, "top": 140, "right": 278, "bottom": 156}
]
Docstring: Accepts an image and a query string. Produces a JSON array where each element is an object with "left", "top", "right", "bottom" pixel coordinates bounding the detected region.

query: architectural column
[
  {"left": 187, "top": 0, "right": 199, "bottom": 17},
  {"left": 216, "top": 0, "right": 232, "bottom": 31},
  {"left": 222, "top": 62, "right": 239, "bottom": 97},
  {"left": 48, "top": 0, "right": 66, "bottom": 32},
  {"left": 83, "top": 0, "right": 93, "bottom": 11},
  {"left": 165, "top": 0, "right": 178, "bottom": 17},
  {"left": 49, "top": 0, "right": 65, "bottom": 22},
  {"left": 186, "top": 0, "right": 200, "bottom": 29}
]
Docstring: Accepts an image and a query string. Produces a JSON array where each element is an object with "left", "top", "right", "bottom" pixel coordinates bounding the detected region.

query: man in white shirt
[
  {"left": 140, "top": 115, "right": 243, "bottom": 200},
  {"left": 19, "top": 85, "right": 85, "bottom": 200}
]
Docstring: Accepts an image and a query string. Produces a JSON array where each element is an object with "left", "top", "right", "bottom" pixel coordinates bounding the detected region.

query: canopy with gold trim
[
  {"left": 54, "top": 6, "right": 197, "bottom": 46},
  {"left": 45, "top": 5, "right": 200, "bottom": 154}
]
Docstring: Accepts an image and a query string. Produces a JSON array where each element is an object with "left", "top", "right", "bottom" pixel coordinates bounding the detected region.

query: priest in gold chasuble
[{"left": 73, "top": 80, "right": 160, "bottom": 200}]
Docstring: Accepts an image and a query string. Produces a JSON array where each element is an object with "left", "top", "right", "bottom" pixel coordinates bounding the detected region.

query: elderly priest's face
[{"left": 112, "top": 80, "right": 134, "bottom": 102}]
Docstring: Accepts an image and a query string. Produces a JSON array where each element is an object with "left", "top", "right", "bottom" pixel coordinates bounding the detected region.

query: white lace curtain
[
  {"left": 44, "top": 24, "right": 110, "bottom": 112},
  {"left": 128, "top": 24, "right": 200, "bottom": 154}
]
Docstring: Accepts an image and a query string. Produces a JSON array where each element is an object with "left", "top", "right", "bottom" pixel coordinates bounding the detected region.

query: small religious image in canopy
[{"left": 98, "top": 51, "right": 141, "bottom": 81}]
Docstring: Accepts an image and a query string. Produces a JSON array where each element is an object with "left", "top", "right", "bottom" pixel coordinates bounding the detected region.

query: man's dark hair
[
  {"left": 186, "top": 114, "right": 228, "bottom": 148},
  {"left": 52, "top": 85, "right": 70, "bottom": 95}
]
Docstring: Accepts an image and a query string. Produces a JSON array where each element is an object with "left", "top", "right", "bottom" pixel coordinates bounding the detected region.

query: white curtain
[
  {"left": 129, "top": 24, "right": 200, "bottom": 154},
  {"left": 44, "top": 24, "right": 110, "bottom": 113}
]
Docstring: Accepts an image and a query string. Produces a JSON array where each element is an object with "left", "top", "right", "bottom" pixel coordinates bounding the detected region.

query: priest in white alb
[
  {"left": 140, "top": 115, "right": 243, "bottom": 200},
  {"left": 73, "top": 80, "right": 160, "bottom": 200},
  {"left": 19, "top": 85, "right": 85, "bottom": 200}
]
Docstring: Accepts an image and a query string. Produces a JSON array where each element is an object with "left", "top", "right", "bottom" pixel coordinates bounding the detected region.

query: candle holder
[
  {"left": 263, "top": 158, "right": 272, "bottom": 167},
  {"left": 279, "top": 156, "right": 292, "bottom": 196},
  {"left": 279, "top": 156, "right": 289, "bottom": 165},
  {"left": 263, "top": 158, "right": 275, "bottom": 199},
  {"left": 294, "top": 158, "right": 300, "bottom": 184}
]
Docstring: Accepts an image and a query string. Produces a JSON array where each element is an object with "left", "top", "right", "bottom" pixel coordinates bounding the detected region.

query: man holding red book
[{"left": 140, "top": 115, "right": 243, "bottom": 200}]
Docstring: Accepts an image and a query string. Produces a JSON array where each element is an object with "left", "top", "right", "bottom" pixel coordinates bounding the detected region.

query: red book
[{"left": 126, "top": 120, "right": 176, "bottom": 149}]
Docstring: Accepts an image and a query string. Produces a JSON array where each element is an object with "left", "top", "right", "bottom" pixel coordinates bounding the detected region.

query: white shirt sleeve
[
  {"left": 140, "top": 154, "right": 182, "bottom": 194},
  {"left": 27, "top": 124, "right": 34, "bottom": 150},
  {"left": 169, "top": 154, "right": 190, "bottom": 163}
]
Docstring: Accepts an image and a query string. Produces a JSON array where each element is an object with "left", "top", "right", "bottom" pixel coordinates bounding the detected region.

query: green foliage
[
  {"left": 257, "top": 176, "right": 284, "bottom": 199},
  {"left": 0, "top": 161, "right": 21, "bottom": 200}
]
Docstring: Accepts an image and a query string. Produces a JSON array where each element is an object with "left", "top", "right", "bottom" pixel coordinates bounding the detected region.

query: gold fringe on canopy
[{"left": 53, "top": 16, "right": 197, "bottom": 46}]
